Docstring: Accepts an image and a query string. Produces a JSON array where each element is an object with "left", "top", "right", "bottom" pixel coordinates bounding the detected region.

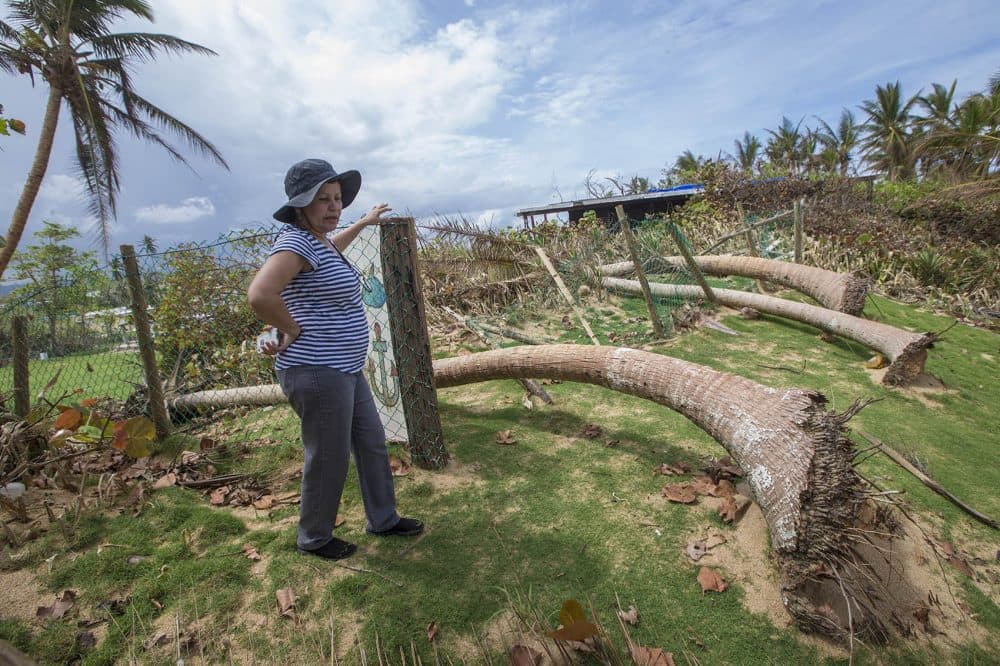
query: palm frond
[
  {"left": 98, "top": 98, "right": 187, "bottom": 163},
  {"left": 116, "top": 87, "right": 229, "bottom": 169},
  {"left": 90, "top": 32, "right": 217, "bottom": 61}
]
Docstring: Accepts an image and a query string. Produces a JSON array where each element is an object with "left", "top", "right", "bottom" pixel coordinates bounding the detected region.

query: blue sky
[{"left": 1, "top": 0, "right": 998, "bottom": 257}]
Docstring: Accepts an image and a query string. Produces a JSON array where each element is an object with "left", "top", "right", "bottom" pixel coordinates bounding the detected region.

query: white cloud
[
  {"left": 135, "top": 197, "right": 216, "bottom": 224},
  {"left": 37, "top": 174, "right": 83, "bottom": 205}
]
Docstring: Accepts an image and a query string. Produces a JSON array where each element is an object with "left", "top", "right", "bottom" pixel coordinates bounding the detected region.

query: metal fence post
[
  {"left": 120, "top": 245, "right": 171, "bottom": 439},
  {"left": 380, "top": 218, "right": 447, "bottom": 470},
  {"left": 11, "top": 316, "right": 30, "bottom": 418}
]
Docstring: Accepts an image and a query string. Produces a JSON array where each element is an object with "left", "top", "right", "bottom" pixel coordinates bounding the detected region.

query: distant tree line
[{"left": 588, "top": 72, "right": 1000, "bottom": 197}]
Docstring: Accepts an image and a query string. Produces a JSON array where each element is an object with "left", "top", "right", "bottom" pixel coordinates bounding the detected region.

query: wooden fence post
[
  {"left": 667, "top": 222, "right": 716, "bottom": 303},
  {"left": 11, "top": 316, "right": 29, "bottom": 418},
  {"left": 616, "top": 206, "right": 665, "bottom": 338},
  {"left": 380, "top": 218, "right": 448, "bottom": 470},
  {"left": 794, "top": 199, "right": 804, "bottom": 263},
  {"left": 120, "top": 245, "right": 171, "bottom": 439},
  {"left": 737, "top": 202, "right": 769, "bottom": 294}
]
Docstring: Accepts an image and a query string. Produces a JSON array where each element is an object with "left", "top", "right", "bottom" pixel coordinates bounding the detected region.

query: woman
[{"left": 248, "top": 158, "right": 423, "bottom": 561}]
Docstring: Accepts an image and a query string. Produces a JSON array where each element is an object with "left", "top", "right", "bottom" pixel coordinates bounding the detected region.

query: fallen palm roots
[
  {"left": 603, "top": 277, "right": 934, "bottom": 385},
  {"left": 599, "top": 255, "right": 869, "bottom": 315},
  {"left": 171, "top": 344, "right": 926, "bottom": 643}
]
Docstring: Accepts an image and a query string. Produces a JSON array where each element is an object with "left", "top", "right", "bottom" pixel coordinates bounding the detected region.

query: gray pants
[{"left": 277, "top": 365, "right": 400, "bottom": 551}]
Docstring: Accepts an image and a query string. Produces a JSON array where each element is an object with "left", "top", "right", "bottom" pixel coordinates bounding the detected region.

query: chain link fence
[{"left": 0, "top": 220, "right": 447, "bottom": 466}]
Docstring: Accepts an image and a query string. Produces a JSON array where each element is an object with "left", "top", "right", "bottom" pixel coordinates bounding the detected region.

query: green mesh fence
[
  {"left": 1, "top": 222, "right": 435, "bottom": 458},
  {"left": 0, "top": 265, "right": 142, "bottom": 407}
]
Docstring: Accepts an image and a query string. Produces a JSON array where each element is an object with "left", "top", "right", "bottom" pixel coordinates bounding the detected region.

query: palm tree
[
  {"left": 604, "top": 277, "right": 933, "bottom": 385},
  {"left": 917, "top": 76, "right": 1000, "bottom": 179},
  {"left": 673, "top": 149, "right": 704, "bottom": 173},
  {"left": 764, "top": 117, "right": 804, "bottom": 175},
  {"left": 600, "top": 254, "right": 869, "bottom": 315},
  {"left": 859, "top": 81, "right": 917, "bottom": 181},
  {"left": 732, "top": 131, "right": 761, "bottom": 174},
  {"left": 815, "top": 109, "right": 859, "bottom": 176},
  {"left": 0, "top": 0, "right": 228, "bottom": 278}
]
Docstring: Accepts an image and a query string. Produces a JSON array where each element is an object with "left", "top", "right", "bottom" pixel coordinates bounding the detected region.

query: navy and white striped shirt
[{"left": 270, "top": 227, "right": 369, "bottom": 373}]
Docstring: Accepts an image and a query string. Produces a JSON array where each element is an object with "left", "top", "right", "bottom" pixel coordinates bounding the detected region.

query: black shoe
[
  {"left": 298, "top": 537, "right": 357, "bottom": 560},
  {"left": 368, "top": 517, "right": 424, "bottom": 537}
]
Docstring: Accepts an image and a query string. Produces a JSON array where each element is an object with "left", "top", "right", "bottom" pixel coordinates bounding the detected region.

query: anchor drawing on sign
[
  {"left": 366, "top": 321, "right": 399, "bottom": 407},
  {"left": 361, "top": 264, "right": 386, "bottom": 309}
]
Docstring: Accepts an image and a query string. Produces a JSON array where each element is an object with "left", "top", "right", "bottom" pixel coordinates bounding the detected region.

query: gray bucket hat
[{"left": 273, "top": 158, "right": 362, "bottom": 224}]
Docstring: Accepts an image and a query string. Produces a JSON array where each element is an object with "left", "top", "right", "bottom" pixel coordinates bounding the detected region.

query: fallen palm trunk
[
  {"left": 603, "top": 277, "right": 933, "bottom": 385},
  {"left": 600, "top": 256, "right": 869, "bottom": 315},
  {"left": 173, "top": 345, "right": 921, "bottom": 642},
  {"left": 434, "top": 345, "right": 919, "bottom": 643}
]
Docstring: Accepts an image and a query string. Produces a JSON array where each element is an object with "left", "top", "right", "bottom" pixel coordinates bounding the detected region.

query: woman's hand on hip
[
  {"left": 359, "top": 203, "right": 392, "bottom": 226},
  {"left": 259, "top": 325, "right": 301, "bottom": 355}
]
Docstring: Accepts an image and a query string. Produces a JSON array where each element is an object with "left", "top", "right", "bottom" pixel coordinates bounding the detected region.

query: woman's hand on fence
[{"left": 359, "top": 203, "right": 392, "bottom": 226}]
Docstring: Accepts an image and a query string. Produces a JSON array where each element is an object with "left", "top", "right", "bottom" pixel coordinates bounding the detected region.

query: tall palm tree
[
  {"left": 917, "top": 76, "right": 999, "bottom": 179},
  {"left": 732, "top": 131, "right": 761, "bottom": 174},
  {"left": 815, "top": 109, "right": 859, "bottom": 176},
  {"left": 859, "top": 81, "right": 917, "bottom": 181},
  {"left": 917, "top": 80, "right": 957, "bottom": 127},
  {"left": 0, "top": 0, "right": 228, "bottom": 278},
  {"left": 764, "top": 116, "right": 804, "bottom": 175}
]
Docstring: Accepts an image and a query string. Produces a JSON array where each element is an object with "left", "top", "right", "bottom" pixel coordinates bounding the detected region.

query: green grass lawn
[
  {"left": 0, "top": 348, "right": 143, "bottom": 403},
  {"left": 1, "top": 292, "right": 997, "bottom": 664}
]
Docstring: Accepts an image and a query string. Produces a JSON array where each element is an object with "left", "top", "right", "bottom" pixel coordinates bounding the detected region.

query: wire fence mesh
[
  {"left": 0, "top": 206, "right": 788, "bottom": 450},
  {"left": 0, "top": 222, "right": 420, "bottom": 452}
]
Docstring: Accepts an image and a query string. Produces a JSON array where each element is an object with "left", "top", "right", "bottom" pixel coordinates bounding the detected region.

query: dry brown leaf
[
  {"left": 661, "top": 483, "right": 697, "bottom": 504},
  {"left": 865, "top": 354, "right": 887, "bottom": 369},
  {"left": 618, "top": 605, "right": 639, "bottom": 625},
  {"left": 37, "top": 590, "right": 77, "bottom": 619},
  {"left": 426, "top": 621, "right": 437, "bottom": 642},
  {"left": 53, "top": 409, "right": 82, "bottom": 431},
  {"left": 579, "top": 424, "right": 603, "bottom": 439},
  {"left": 209, "top": 487, "right": 229, "bottom": 506},
  {"left": 253, "top": 495, "right": 275, "bottom": 510},
  {"left": 697, "top": 567, "right": 727, "bottom": 594},
  {"left": 630, "top": 645, "right": 676, "bottom": 666},
  {"left": 242, "top": 543, "right": 261, "bottom": 562},
  {"left": 654, "top": 462, "right": 691, "bottom": 476},
  {"left": 510, "top": 644, "right": 543, "bottom": 666},
  {"left": 713, "top": 479, "right": 736, "bottom": 498},
  {"left": 690, "top": 475, "right": 717, "bottom": 496},
  {"left": 495, "top": 430, "right": 517, "bottom": 445},
  {"left": 389, "top": 454, "right": 412, "bottom": 476},
  {"left": 334, "top": 514, "right": 346, "bottom": 527},
  {"left": 548, "top": 600, "right": 599, "bottom": 642},
  {"left": 153, "top": 472, "right": 177, "bottom": 490},
  {"left": 685, "top": 540, "right": 707, "bottom": 561},
  {"left": 276, "top": 588, "right": 296, "bottom": 618},
  {"left": 718, "top": 497, "right": 737, "bottom": 523},
  {"left": 199, "top": 437, "right": 216, "bottom": 450},
  {"left": 702, "top": 457, "right": 743, "bottom": 482},
  {"left": 719, "top": 494, "right": 752, "bottom": 524},
  {"left": 179, "top": 451, "right": 201, "bottom": 465}
]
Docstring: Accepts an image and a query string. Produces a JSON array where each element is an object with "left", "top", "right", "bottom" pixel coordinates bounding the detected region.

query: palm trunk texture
[
  {"left": 599, "top": 256, "right": 869, "bottom": 315},
  {"left": 603, "top": 277, "right": 933, "bottom": 385},
  {"left": 172, "top": 344, "right": 919, "bottom": 642},
  {"left": 0, "top": 87, "right": 62, "bottom": 279}
]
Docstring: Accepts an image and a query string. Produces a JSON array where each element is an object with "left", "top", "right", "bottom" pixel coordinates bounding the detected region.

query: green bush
[
  {"left": 872, "top": 179, "right": 940, "bottom": 214},
  {"left": 153, "top": 246, "right": 261, "bottom": 388}
]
